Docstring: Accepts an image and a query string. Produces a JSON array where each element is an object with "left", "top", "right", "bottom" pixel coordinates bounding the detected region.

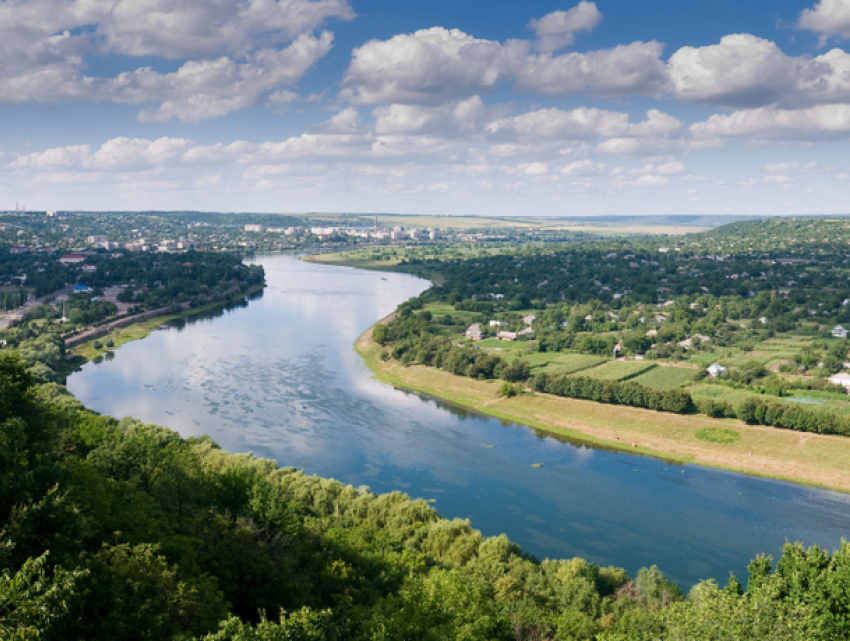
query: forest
[{"left": 2, "top": 350, "right": 850, "bottom": 640}]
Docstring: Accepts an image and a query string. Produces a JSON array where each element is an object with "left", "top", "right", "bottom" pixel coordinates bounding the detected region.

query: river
[{"left": 67, "top": 253, "right": 850, "bottom": 588}]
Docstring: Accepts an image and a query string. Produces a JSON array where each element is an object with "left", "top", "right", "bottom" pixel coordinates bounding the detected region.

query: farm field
[
  {"left": 578, "top": 360, "right": 656, "bottom": 381},
  {"left": 691, "top": 385, "right": 850, "bottom": 417},
  {"left": 631, "top": 365, "right": 699, "bottom": 389}
]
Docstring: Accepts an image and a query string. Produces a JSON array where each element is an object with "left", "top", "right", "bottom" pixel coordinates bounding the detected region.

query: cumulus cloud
[
  {"left": 690, "top": 104, "right": 850, "bottom": 139},
  {"left": 798, "top": 0, "right": 850, "bottom": 44},
  {"left": 0, "top": 0, "right": 350, "bottom": 120},
  {"left": 341, "top": 27, "right": 667, "bottom": 104},
  {"left": 528, "top": 2, "right": 602, "bottom": 52},
  {"left": 486, "top": 107, "right": 681, "bottom": 141},
  {"left": 667, "top": 34, "right": 850, "bottom": 108},
  {"left": 372, "top": 96, "right": 494, "bottom": 135}
]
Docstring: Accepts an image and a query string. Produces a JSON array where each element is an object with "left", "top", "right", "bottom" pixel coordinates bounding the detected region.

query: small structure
[
  {"left": 9, "top": 245, "right": 28, "bottom": 254},
  {"left": 73, "top": 284, "right": 93, "bottom": 293},
  {"left": 489, "top": 320, "right": 507, "bottom": 327},
  {"left": 518, "top": 327, "right": 535, "bottom": 337},
  {"left": 828, "top": 372, "right": 850, "bottom": 391},
  {"left": 465, "top": 323, "right": 483, "bottom": 340},
  {"left": 82, "top": 264, "right": 97, "bottom": 273},
  {"left": 522, "top": 314, "right": 536, "bottom": 325},
  {"left": 706, "top": 363, "right": 728, "bottom": 377},
  {"left": 497, "top": 331, "right": 517, "bottom": 341},
  {"left": 60, "top": 253, "right": 85, "bottom": 264},
  {"left": 832, "top": 325, "right": 848, "bottom": 338},
  {"left": 759, "top": 317, "right": 768, "bottom": 324}
]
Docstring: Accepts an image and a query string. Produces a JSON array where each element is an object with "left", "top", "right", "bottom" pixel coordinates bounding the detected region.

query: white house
[
  {"left": 706, "top": 363, "right": 728, "bottom": 377},
  {"left": 828, "top": 372, "right": 850, "bottom": 391},
  {"left": 59, "top": 253, "right": 85, "bottom": 264},
  {"left": 832, "top": 325, "right": 848, "bottom": 338},
  {"left": 489, "top": 320, "right": 507, "bottom": 327}
]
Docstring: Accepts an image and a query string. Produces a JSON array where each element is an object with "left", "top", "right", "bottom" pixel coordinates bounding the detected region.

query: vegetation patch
[
  {"left": 694, "top": 427, "right": 741, "bottom": 445},
  {"left": 632, "top": 366, "right": 699, "bottom": 389},
  {"left": 579, "top": 360, "right": 656, "bottom": 381}
]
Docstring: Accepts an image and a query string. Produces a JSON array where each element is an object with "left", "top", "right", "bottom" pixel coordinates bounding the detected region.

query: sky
[{"left": 2, "top": 0, "right": 850, "bottom": 217}]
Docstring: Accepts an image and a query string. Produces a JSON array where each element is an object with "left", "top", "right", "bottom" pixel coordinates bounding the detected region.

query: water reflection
[{"left": 67, "top": 253, "right": 850, "bottom": 588}]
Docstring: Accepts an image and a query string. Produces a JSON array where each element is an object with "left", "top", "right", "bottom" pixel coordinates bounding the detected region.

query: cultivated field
[
  {"left": 632, "top": 366, "right": 699, "bottom": 389},
  {"left": 579, "top": 360, "right": 656, "bottom": 381}
]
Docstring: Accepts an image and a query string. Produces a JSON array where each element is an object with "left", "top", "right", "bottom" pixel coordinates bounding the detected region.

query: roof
[
  {"left": 828, "top": 373, "right": 850, "bottom": 381},
  {"left": 707, "top": 363, "right": 727, "bottom": 371}
]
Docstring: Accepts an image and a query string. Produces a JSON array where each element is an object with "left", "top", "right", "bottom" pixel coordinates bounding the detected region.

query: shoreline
[
  {"left": 355, "top": 318, "right": 850, "bottom": 493},
  {"left": 67, "top": 283, "right": 266, "bottom": 366}
]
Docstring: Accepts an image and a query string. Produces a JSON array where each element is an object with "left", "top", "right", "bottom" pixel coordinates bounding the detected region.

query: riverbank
[
  {"left": 303, "top": 252, "right": 446, "bottom": 286},
  {"left": 70, "top": 284, "right": 265, "bottom": 363},
  {"left": 356, "top": 320, "right": 850, "bottom": 492}
]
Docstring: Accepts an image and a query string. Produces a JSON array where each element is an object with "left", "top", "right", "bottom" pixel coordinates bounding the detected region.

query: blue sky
[{"left": 2, "top": 0, "right": 850, "bottom": 216}]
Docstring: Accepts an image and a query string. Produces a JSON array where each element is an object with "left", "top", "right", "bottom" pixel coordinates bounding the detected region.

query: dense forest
[{"left": 2, "top": 352, "right": 850, "bottom": 640}]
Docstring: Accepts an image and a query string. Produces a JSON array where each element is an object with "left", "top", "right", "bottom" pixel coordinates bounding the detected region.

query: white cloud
[
  {"left": 341, "top": 27, "right": 667, "bottom": 104},
  {"left": 631, "top": 175, "right": 669, "bottom": 186},
  {"left": 690, "top": 103, "right": 850, "bottom": 139},
  {"left": 0, "top": 0, "right": 348, "bottom": 121},
  {"left": 372, "top": 97, "right": 493, "bottom": 135},
  {"left": 798, "top": 0, "right": 850, "bottom": 44},
  {"left": 486, "top": 108, "right": 681, "bottom": 141},
  {"left": 667, "top": 34, "right": 850, "bottom": 108},
  {"left": 656, "top": 161, "right": 687, "bottom": 174},
  {"left": 561, "top": 160, "right": 607, "bottom": 175},
  {"left": 528, "top": 2, "right": 602, "bottom": 52},
  {"left": 521, "top": 162, "right": 548, "bottom": 175},
  {"left": 766, "top": 161, "right": 799, "bottom": 172}
]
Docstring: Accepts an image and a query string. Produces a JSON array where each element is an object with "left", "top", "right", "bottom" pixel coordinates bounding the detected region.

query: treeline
[
  {"left": 530, "top": 372, "right": 694, "bottom": 414},
  {"left": 4, "top": 352, "right": 850, "bottom": 640},
  {"left": 737, "top": 396, "right": 850, "bottom": 436}
]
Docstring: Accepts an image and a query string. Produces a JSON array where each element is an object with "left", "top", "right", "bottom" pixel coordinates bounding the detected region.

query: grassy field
[
  {"left": 579, "top": 360, "right": 656, "bottom": 381},
  {"left": 356, "top": 321, "right": 850, "bottom": 492},
  {"left": 632, "top": 366, "right": 699, "bottom": 389}
]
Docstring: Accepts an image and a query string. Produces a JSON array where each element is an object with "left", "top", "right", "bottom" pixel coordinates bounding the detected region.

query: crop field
[
  {"left": 540, "top": 353, "right": 607, "bottom": 375},
  {"left": 631, "top": 366, "right": 698, "bottom": 389},
  {"left": 578, "top": 360, "right": 656, "bottom": 381}
]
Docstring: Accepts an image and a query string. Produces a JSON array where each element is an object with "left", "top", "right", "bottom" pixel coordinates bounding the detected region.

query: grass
[
  {"left": 356, "top": 320, "right": 850, "bottom": 492},
  {"left": 540, "top": 353, "right": 607, "bottom": 375},
  {"left": 694, "top": 427, "right": 741, "bottom": 445},
  {"left": 631, "top": 366, "right": 698, "bottom": 389},
  {"left": 579, "top": 361, "right": 656, "bottom": 381}
]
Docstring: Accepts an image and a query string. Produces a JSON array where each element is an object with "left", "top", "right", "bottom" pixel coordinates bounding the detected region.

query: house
[
  {"left": 706, "top": 363, "right": 728, "bottom": 377},
  {"left": 9, "top": 245, "right": 28, "bottom": 254},
  {"left": 465, "top": 323, "right": 483, "bottom": 340},
  {"left": 759, "top": 317, "right": 768, "bottom": 324},
  {"left": 832, "top": 325, "right": 848, "bottom": 338},
  {"left": 522, "top": 314, "right": 536, "bottom": 325},
  {"left": 489, "top": 320, "right": 507, "bottom": 327},
  {"left": 82, "top": 264, "right": 97, "bottom": 273},
  {"left": 828, "top": 372, "right": 850, "bottom": 391},
  {"left": 645, "top": 329, "right": 658, "bottom": 337},
  {"left": 73, "top": 284, "right": 93, "bottom": 293},
  {"left": 518, "top": 327, "right": 535, "bottom": 336},
  {"left": 497, "top": 331, "right": 517, "bottom": 341},
  {"left": 60, "top": 253, "right": 85, "bottom": 264}
]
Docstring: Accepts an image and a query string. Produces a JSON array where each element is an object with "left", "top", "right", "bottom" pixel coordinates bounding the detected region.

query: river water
[{"left": 68, "top": 253, "right": 850, "bottom": 588}]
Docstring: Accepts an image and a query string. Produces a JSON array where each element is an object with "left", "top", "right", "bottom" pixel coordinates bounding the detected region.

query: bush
[
  {"left": 498, "top": 382, "right": 518, "bottom": 397},
  {"left": 92, "top": 340, "right": 102, "bottom": 349}
]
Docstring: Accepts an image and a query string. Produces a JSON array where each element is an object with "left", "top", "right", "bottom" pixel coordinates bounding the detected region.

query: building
[
  {"left": 832, "top": 325, "right": 848, "bottom": 338},
  {"left": 9, "top": 245, "right": 28, "bottom": 254},
  {"left": 244, "top": 224, "right": 264, "bottom": 232},
  {"left": 522, "top": 314, "right": 536, "bottom": 325},
  {"left": 706, "top": 363, "right": 728, "bottom": 377},
  {"left": 518, "top": 327, "right": 534, "bottom": 336},
  {"left": 465, "top": 323, "right": 483, "bottom": 340},
  {"left": 73, "top": 284, "right": 93, "bottom": 293},
  {"left": 497, "top": 331, "right": 517, "bottom": 341},
  {"left": 489, "top": 320, "right": 507, "bottom": 327},
  {"left": 87, "top": 235, "right": 107, "bottom": 245},
  {"left": 60, "top": 253, "right": 85, "bottom": 264},
  {"left": 81, "top": 264, "right": 97, "bottom": 273},
  {"left": 828, "top": 372, "right": 850, "bottom": 391}
]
